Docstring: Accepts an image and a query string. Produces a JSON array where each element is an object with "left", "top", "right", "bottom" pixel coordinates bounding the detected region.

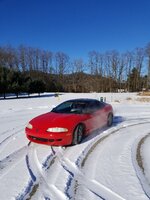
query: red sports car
[{"left": 25, "top": 98, "right": 113, "bottom": 146}]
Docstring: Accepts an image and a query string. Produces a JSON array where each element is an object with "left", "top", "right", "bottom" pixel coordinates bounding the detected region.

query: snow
[{"left": 0, "top": 92, "right": 150, "bottom": 200}]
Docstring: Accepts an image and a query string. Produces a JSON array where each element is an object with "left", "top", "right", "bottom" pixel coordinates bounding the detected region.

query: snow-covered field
[{"left": 0, "top": 92, "right": 150, "bottom": 200}]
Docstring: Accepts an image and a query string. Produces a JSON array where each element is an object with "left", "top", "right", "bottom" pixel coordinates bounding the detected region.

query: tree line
[{"left": 0, "top": 43, "right": 150, "bottom": 98}]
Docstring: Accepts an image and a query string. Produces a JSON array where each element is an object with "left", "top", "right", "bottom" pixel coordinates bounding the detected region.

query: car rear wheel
[
  {"left": 72, "top": 124, "right": 84, "bottom": 145},
  {"left": 107, "top": 113, "right": 113, "bottom": 127}
]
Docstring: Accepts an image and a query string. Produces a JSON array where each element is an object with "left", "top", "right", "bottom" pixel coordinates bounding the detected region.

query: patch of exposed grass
[
  {"left": 114, "top": 100, "right": 120, "bottom": 103},
  {"left": 136, "top": 97, "right": 150, "bottom": 102},
  {"left": 26, "top": 184, "right": 39, "bottom": 200},
  {"left": 136, "top": 134, "right": 149, "bottom": 173},
  {"left": 138, "top": 91, "right": 150, "bottom": 96},
  {"left": 126, "top": 97, "right": 132, "bottom": 101}
]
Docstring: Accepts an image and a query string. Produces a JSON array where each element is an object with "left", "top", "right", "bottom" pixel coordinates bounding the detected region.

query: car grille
[{"left": 29, "top": 136, "right": 62, "bottom": 142}]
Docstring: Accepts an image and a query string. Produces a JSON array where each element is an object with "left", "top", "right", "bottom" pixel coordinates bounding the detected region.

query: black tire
[
  {"left": 72, "top": 124, "right": 84, "bottom": 145},
  {"left": 107, "top": 113, "right": 113, "bottom": 127}
]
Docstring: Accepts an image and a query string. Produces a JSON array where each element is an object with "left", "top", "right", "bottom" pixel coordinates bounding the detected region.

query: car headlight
[
  {"left": 26, "top": 123, "right": 33, "bottom": 129},
  {"left": 46, "top": 127, "right": 68, "bottom": 132}
]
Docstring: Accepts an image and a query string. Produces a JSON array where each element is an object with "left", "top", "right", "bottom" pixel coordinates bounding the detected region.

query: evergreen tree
[
  {"left": 127, "top": 68, "right": 141, "bottom": 91},
  {"left": 0, "top": 67, "right": 9, "bottom": 98},
  {"left": 28, "top": 79, "right": 46, "bottom": 96}
]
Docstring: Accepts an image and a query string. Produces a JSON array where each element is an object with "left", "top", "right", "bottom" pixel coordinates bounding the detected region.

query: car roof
[{"left": 65, "top": 98, "right": 99, "bottom": 103}]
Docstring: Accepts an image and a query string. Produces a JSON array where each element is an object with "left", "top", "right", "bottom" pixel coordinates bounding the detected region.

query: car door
[
  {"left": 82, "top": 101, "right": 102, "bottom": 133},
  {"left": 88, "top": 101, "right": 106, "bottom": 130}
]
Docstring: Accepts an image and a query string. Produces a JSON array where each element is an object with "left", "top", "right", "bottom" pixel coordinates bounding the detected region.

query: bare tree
[
  {"left": 19, "top": 45, "right": 28, "bottom": 72},
  {"left": 123, "top": 51, "right": 134, "bottom": 91},
  {"left": 0, "top": 47, "right": 6, "bottom": 68},
  {"left": 103, "top": 52, "right": 110, "bottom": 91},
  {"left": 69, "top": 58, "right": 84, "bottom": 92},
  {"left": 27, "top": 47, "right": 34, "bottom": 72},
  {"left": 73, "top": 58, "right": 84, "bottom": 73},
  {"left": 55, "top": 52, "right": 69, "bottom": 75},
  {"left": 110, "top": 51, "right": 120, "bottom": 83},
  {"left": 0, "top": 45, "right": 19, "bottom": 70},
  {"left": 134, "top": 47, "right": 145, "bottom": 90},
  {"left": 88, "top": 51, "right": 100, "bottom": 75},
  {"left": 34, "top": 48, "right": 40, "bottom": 71},
  {"left": 145, "top": 42, "right": 150, "bottom": 89},
  {"left": 40, "top": 50, "right": 53, "bottom": 73}
]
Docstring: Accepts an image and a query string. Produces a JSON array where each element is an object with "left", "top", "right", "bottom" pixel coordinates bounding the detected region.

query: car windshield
[{"left": 51, "top": 101, "right": 87, "bottom": 114}]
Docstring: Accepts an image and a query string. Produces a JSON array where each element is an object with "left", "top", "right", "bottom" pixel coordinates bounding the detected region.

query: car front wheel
[{"left": 72, "top": 124, "right": 84, "bottom": 145}]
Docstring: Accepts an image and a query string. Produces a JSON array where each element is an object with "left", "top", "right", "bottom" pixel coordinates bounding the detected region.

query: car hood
[{"left": 30, "top": 112, "right": 83, "bottom": 130}]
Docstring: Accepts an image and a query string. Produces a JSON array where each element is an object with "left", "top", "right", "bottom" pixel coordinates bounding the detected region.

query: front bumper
[{"left": 25, "top": 127, "right": 72, "bottom": 146}]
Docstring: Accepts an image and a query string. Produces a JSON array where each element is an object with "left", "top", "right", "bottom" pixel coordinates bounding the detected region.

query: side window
[
  {"left": 88, "top": 101, "right": 104, "bottom": 113},
  {"left": 95, "top": 101, "right": 105, "bottom": 109},
  {"left": 86, "top": 101, "right": 97, "bottom": 113}
]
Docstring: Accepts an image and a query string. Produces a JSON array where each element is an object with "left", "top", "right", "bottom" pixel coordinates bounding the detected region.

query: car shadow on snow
[
  {"left": 113, "top": 115, "right": 125, "bottom": 126},
  {"left": 80, "top": 115, "right": 124, "bottom": 144}
]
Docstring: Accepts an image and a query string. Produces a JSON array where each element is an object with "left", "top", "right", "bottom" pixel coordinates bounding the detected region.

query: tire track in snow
[
  {"left": 18, "top": 143, "right": 67, "bottom": 200},
  {"left": 0, "top": 126, "right": 25, "bottom": 155},
  {"left": 58, "top": 154, "right": 124, "bottom": 200},
  {"left": 0, "top": 146, "right": 28, "bottom": 178},
  {"left": 62, "top": 120, "right": 150, "bottom": 200},
  {"left": 18, "top": 119, "right": 150, "bottom": 200},
  {"left": 24, "top": 127, "right": 124, "bottom": 200},
  {"left": 132, "top": 133, "right": 150, "bottom": 199},
  {"left": 59, "top": 131, "right": 125, "bottom": 199}
]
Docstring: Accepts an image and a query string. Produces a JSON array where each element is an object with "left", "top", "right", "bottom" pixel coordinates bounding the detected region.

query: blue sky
[{"left": 0, "top": 0, "right": 150, "bottom": 60}]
